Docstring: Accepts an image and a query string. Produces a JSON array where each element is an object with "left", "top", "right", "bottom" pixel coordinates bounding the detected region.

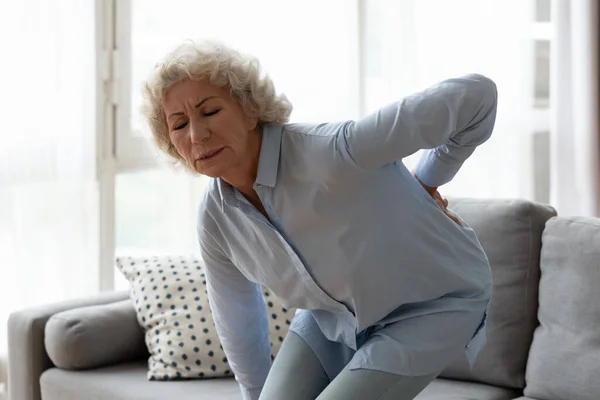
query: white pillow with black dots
[{"left": 116, "top": 255, "right": 295, "bottom": 381}]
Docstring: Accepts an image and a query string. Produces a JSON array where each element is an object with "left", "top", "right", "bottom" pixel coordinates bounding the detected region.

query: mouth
[{"left": 197, "top": 148, "right": 224, "bottom": 162}]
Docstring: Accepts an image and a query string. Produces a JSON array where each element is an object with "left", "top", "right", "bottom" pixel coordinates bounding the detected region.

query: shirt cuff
[
  {"left": 239, "top": 384, "right": 263, "bottom": 400},
  {"left": 413, "top": 148, "right": 463, "bottom": 188}
]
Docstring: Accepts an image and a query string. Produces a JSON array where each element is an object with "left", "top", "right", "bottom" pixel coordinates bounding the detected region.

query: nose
[{"left": 190, "top": 118, "right": 210, "bottom": 144}]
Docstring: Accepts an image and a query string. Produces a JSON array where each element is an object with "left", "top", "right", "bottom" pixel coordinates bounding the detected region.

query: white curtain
[
  {"left": 365, "top": 0, "right": 537, "bottom": 200},
  {"left": 0, "top": 0, "right": 99, "bottom": 380},
  {"left": 0, "top": 0, "right": 568, "bottom": 392},
  {"left": 119, "top": 0, "right": 545, "bottom": 286},
  {"left": 551, "top": 0, "right": 600, "bottom": 217}
]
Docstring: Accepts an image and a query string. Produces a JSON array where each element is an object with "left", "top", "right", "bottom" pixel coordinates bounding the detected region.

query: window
[
  {"left": 534, "top": 40, "right": 551, "bottom": 108},
  {"left": 119, "top": 0, "right": 360, "bottom": 165},
  {"left": 0, "top": 0, "right": 99, "bottom": 355},
  {"left": 114, "top": 169, "right": 208, "bottom": 290},
  {"left": 102, "top": 0, "right": 553, "bottom": 290},
  {"left": 536, "top": 0, "right": 551, "bottom": 22},
  {"left": 532, "top": 0, "right": 552, "bottom": 204},
  {"left": 109, "top": 0, "right": 360, "bottom": 286},
  {"left": 363, "top": 0, "right": 549, "bottom": 200}
]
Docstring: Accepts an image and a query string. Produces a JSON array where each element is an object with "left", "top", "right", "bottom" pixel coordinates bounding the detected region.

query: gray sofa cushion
[
  {"left": 415, "top": 378, "right": 521, "bottom": 400},
  {"left": 40, "top": 361, "right": 241, "bottom": 400},
  {"left": 45, "top": 300, "right": 148, "bottom": 370},
  {"left": 524, "top": 216, "right": 600, "bottom": 400},
  {"left": 441, "top": 199, "right": 556, "bottom": 389}
]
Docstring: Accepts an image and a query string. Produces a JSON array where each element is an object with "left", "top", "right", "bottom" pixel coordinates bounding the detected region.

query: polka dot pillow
[{"left": 116, "top": 255, "right": 295, "bottom": 381}]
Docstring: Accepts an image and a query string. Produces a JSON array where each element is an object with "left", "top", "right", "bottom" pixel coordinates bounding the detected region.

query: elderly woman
[{"left": 142, "top": 40, "right": 496, "bottom": 400}]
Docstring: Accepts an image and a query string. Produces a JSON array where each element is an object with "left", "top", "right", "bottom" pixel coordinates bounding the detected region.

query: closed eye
[
  {"left": 174, "top": 121, "right": 188, "bottom": 131},
  {"left": 204, "top": 109, "right": 220, "bottom": 117}
]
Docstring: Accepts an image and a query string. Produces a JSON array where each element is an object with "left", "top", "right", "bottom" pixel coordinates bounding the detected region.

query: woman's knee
[{"left": 259, "top": 332, "right": 329, "bottom": 400}]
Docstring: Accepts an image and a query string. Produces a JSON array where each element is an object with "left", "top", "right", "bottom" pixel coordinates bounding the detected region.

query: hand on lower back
[{"left": 412, "top": 172, "right": 462, "bottom": 227}]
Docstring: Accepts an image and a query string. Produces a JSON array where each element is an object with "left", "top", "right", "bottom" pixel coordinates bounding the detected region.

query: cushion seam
[
  {"left": 559, "top": 218, "right": 600, "bottom": 229},
  {"left": 521, "top": 202, "right": 535, "bottom": 389}
]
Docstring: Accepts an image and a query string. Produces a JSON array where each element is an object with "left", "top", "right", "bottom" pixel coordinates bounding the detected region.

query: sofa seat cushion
[
  {"left": 40, "top": 361, "right": 241, "bottom": 400},
  {"left": 415, "top": 378, "right": 521, "bottom": 400}
]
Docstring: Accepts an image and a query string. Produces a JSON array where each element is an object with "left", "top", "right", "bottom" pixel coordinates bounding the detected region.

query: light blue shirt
[{"left": 198, "top": 74, "right": 497, "bottom": 400}]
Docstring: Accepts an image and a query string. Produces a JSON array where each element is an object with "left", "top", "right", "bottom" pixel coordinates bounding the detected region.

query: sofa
[{"left": 7, "top": 198, "right": 600, "bottom": 400}]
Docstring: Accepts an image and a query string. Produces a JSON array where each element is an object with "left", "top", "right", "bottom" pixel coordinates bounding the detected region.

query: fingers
[
  {"left": 414, "top": 174, "right": 459, "bottom": 226},
  {"left": 433, "top": 192, "right": 449, "bottom": 210},
  {"left": 433, "top": 192, "right": 461, "bottom": 226},
  {"left": 445, "top": 211, "right": 463, "bottom": 226},
  {"left": 435, "top": 198, "right": 445, "bottom": 209},
  {"left": 431, "top": 191, "right": 447, "bottom": 204},
  {"left": 413, "top": 173, "right": 438, "bottom": 197}
]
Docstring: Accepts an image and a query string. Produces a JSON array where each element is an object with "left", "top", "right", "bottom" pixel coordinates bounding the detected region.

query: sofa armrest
[
  {"left": 7, "top": 291, "right": 129, "bottom": 400},
  {"left": 45, "top": 299, "right": 147, "bottom": 371}
]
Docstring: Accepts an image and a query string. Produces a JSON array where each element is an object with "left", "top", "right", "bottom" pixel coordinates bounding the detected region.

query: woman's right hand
[
  {"left": 434, "top": 194, "right": 463, "bottom": 227},
  {"left": 413, "top": 173, "right": 463, "bottom": 227}
]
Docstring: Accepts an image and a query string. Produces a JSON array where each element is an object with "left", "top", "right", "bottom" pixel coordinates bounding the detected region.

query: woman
[{"left": 142, "top": 40, "right": 496, "bottom": 400}]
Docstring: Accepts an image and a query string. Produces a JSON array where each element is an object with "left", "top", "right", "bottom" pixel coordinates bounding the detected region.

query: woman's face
[{"left": 163, "top": 79, "right": 259, "bottom": 178}]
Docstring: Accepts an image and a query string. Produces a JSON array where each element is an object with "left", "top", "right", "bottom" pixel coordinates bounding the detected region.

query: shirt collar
[
  {"left": 217, "top": 124, "right": 283, "bottom": 210},
  {"left": 255, "top": 124, "right": 283, "bottom": 188}
]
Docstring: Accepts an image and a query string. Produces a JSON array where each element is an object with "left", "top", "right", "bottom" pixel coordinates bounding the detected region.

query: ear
[{"left": 245, "top": 113, "right": 259, "bottom": 131}]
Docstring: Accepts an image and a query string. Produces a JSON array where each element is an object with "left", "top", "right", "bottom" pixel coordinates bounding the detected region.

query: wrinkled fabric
[{"left": 198, "top": 74, "right": 497, "bottom": 400}]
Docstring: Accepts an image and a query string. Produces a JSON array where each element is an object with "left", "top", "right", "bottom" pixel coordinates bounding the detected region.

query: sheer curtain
[
  {"left": 0, "top": 0, "right": 99, "bottom": 384},
  {"left": 0, "top": 0, "right": 556, "bottom": 391},
  {"left": 551, "top": 0, "right": 600, "bottom": 217},
  {"left": 116, "top": 0, "right": 544, "bottom": 289},
  {"left": 114, "top": 0, "right": 360, "bottom": 289},
  {"left": 365, "top": 0, "right": 537, "bottom": 200}
]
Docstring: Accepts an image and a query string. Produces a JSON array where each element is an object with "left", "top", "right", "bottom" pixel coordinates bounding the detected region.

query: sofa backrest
[
  {"left": 440, "top": 198, "right": 556, "bottom": 389},
  {"left": 524, "top": 216, "right": 600, "bottom": 400}
]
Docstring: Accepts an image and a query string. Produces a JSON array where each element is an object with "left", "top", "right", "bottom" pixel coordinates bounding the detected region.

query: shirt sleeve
[
  {"left": 200, "top": 232, "right": 271, "bottom": 400},
  {"left": 338, "top": 73, "right": 497, "bottom": 186}
]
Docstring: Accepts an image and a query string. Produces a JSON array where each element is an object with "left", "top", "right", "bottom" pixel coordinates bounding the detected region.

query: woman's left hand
[{"left": 413, "top": 173, "right": 462, "bottom": 226}]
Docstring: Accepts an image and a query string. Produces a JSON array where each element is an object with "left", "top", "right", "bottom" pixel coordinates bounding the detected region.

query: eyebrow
[{"left": 168, "top": 96, "right": 217, "bottom": 119}]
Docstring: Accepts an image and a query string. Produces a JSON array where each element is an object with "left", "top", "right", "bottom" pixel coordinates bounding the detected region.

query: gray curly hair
[{"left": 141, "top": 40, "right": 293, "bottom": 170}]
